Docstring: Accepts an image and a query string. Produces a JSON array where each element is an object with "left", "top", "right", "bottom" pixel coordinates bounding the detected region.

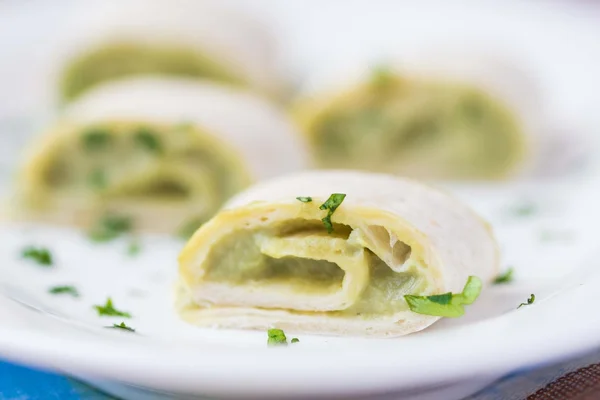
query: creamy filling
[
  {"left": 311, "top": 77, "right": 525, "bottom": 179},
  {"left": 118, "top": 177, "right": 191, "bottom": 199},
  {"left": 60, "top": 42, "right": 245, "bottom": 101},
  {"left": 201, "top": 220, "right": 425, "bottom": 317},
  {"left": 31, "top": 122, "right": 248, "bottom": 229}
]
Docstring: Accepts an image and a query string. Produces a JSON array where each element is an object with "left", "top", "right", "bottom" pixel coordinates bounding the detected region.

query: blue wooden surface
[
  {"left": 0, "top": 361, "right": 113, "bottom": 400},
  {"left": 1, "top": 348, "right": 600, "bottom": 400}
]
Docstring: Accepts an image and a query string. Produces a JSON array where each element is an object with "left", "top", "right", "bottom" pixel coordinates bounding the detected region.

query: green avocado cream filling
[
  {"left": 60, "top": 42, "right": 246, "bottom": 101},
  {"left": 35, "top": 122, "right": 248, "bottom": 220},
  {"left": 310, "top": 75, "right": 525, "bottom": 179},
  {"left": 202, "top": 220, "right": 427, "bottom": 318}
]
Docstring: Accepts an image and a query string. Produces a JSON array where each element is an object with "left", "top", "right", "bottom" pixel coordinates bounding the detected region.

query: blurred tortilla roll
[
  {"left": 14, "top": 78, "right": 306, "bottom": 234},
  {"left": 54, "top": 0, "right": 283, "bottom": 102},
  {"left": 178, "top": 170, "right": 498, "bottom": 337},
  {"left": 294, "top": 52, "right": 544, "bottom": 180}
]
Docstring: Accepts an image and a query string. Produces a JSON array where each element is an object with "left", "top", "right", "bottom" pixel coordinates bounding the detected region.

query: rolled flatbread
[
  {"left": 54, "top": 0, "right": 282, "bottom": 102},
  {"left": 178, "top": 171, "right": 499, "bottom": 337},
  {"left": 294, "top": 52, "right": 542, "bottom": 180},
  {"left": 14, "top": 78, "right": 305, "bottom": 234}
]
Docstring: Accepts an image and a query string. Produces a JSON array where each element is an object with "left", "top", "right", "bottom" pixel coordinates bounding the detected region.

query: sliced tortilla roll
[
  {"left": 178, "top": 171, "right": 498, "bottom": 337},
  {"left": 15, "top": 78, "right": 305, "bottom": 234},
  {"left": 295, "top": 53, "right": 541, "bottom": 180},
  {"left": 55, "top": 0, "right": 282, "bottom": 102}
]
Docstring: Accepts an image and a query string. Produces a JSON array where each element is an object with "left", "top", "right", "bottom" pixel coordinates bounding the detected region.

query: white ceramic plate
[
  {"left": 1, "top": 1, "right": 600, "bottom": 399},
  {"left": 1, "top": 178, "right": 600, "bottom": 400}
]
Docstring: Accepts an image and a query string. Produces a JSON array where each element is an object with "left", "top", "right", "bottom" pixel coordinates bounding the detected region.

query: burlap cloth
[{"left": 467, "top": 348, "right": 600, "bottom": 399}]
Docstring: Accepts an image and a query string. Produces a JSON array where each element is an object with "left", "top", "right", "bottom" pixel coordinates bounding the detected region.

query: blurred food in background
[
  {"left": 294, "top": 52, "right": 544, "bottom": 180},
  {"left": 0, "top": 0, "right": 595, "bottom": 237},
  {"left": 12, "top": 78, "right": 305, "bottom": 235},
  {"left": 54, "top": 0, "right": 283, "bottom": 103}
]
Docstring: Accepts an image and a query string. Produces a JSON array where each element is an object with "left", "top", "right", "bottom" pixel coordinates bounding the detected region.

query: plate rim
[{"left": 0, "top": 274, "right": 598, "bottom": 397}]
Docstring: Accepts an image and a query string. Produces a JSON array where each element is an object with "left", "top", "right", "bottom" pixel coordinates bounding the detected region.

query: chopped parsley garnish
[
  {"left": 134, "top": 128, "right": 162, "bottom": 154},
  {"left": 88, "top": 168, "right": 107, "bottom": 189},
  {"left": 509, "top": 201, "right": 537, "bottom": 218},
  {"left": 177, "top": 217, "right": 205, "bottom": 240},
  {"left": 291, "top": 338, "right": 300, "bottom": 344},
  {"left": 539, "top": 229, "right": 575, "bottom": 243},
  {"left": 404, "top": 276, "right": 482, "bottom": 317},
  {"left": 319, "top": 193, "right": 346, "bottom": 234},
  {"left": 296, "top": 197, "right": 313, "bottom": 203},
  {"left": 49, "top": 285, "right": 79, "bottom": 297},
  {"left": 93, "top": 298, "right": 131, "bottom": 318},
  {"left": 370, "top": 65, "right": 395, "bottom": 89},
  {"left": 88, "top": 214, "right": 133, "bottom": 242},
  {"left": 127, "top": 240, "right": 141, "bottom": 256},
  {"left": 82, "top": 128, "right": 111, "bottom": 152},
  {"left": 107, "top": 322, "right": 135, "bottom": 333},
  {"left": 267, "top": 328, "right": 288, "bottom": 346},
  {"left": 518, "top": 294, "right": 535, "bottom": 309},
  {"left": 21, "top": 246, "right": 53, "bottom": 266},
  {"left": 493, "top": 268, "right": 514, "bottom": 284}
]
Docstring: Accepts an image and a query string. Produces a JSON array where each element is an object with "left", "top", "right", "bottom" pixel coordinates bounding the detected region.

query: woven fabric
[
  {"left": 527, "top": 364, "right": 600, "bottom": 400},
  {"left": 468, "top": 348, "right": 600, "bottom": 400}
]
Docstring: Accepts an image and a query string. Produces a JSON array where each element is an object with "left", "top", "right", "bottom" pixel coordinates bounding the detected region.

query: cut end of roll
[
  {"left": 294, "top": 59, "right": 533, "bottom": 181},
  {"left": 177, "top": 171, "right": 499, "bottom": 337},
  {"left": 12, "top": 78, "right": 305, "bottom": 235}
]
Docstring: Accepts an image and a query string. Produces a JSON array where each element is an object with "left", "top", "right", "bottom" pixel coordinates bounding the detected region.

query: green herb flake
[
  {"left": 509, "top": 202, "right": 537, "bottom": 218},
  {"left": 518, "top": 294, "right": 535, "bottom": 309},
  {"left": 493, "top": 268, "right": 514, "bottom": 284},
  {"left": 404, "top": 276, "right": 482, "bottom": 318},
  {"left": 319, "top": 193, "right": 346, "bottom": 234},
  {"left": 127, "top": 240, "right": 141, "bottom": 257},
  {"left": 93, "top": 298, "right": 131, "bottom": 318},
  {"left": 134, "top": 128, "right": 162, "bottom": 154},
  {"left": 107, "top": 322, "right": 135, "bottom": 333},
  {"left": 370, "top": 65, "right": 395, "bottom": 89},
  {"left": 21, "top": 246, "right": 53, "bottom": 266},
  {"left": 425, "top": 293, "right": 453, "bottom": 305},
  {"left": 291, "top": 338, "right": 300, "bottom": 344},
  {"left": 267, "top": 328, "right": 288, "bottom": 346},
  {"left": 88, "top": 214, "right": 133, "bottom": 242},
  {"left": 82, "top": 128, "right": 111, "bottom": 152},
  {"left": 296, "top": 196, "right": 313, "bottom": 203},
  {"left": 539, "top": 230, "right": 575, "bottom": 243},
  {"left": 88, "top": 168, "right": 107, "bottom": 189},
  {"left": 49, "top": 285, "right": 79, "bottom": 297}
]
